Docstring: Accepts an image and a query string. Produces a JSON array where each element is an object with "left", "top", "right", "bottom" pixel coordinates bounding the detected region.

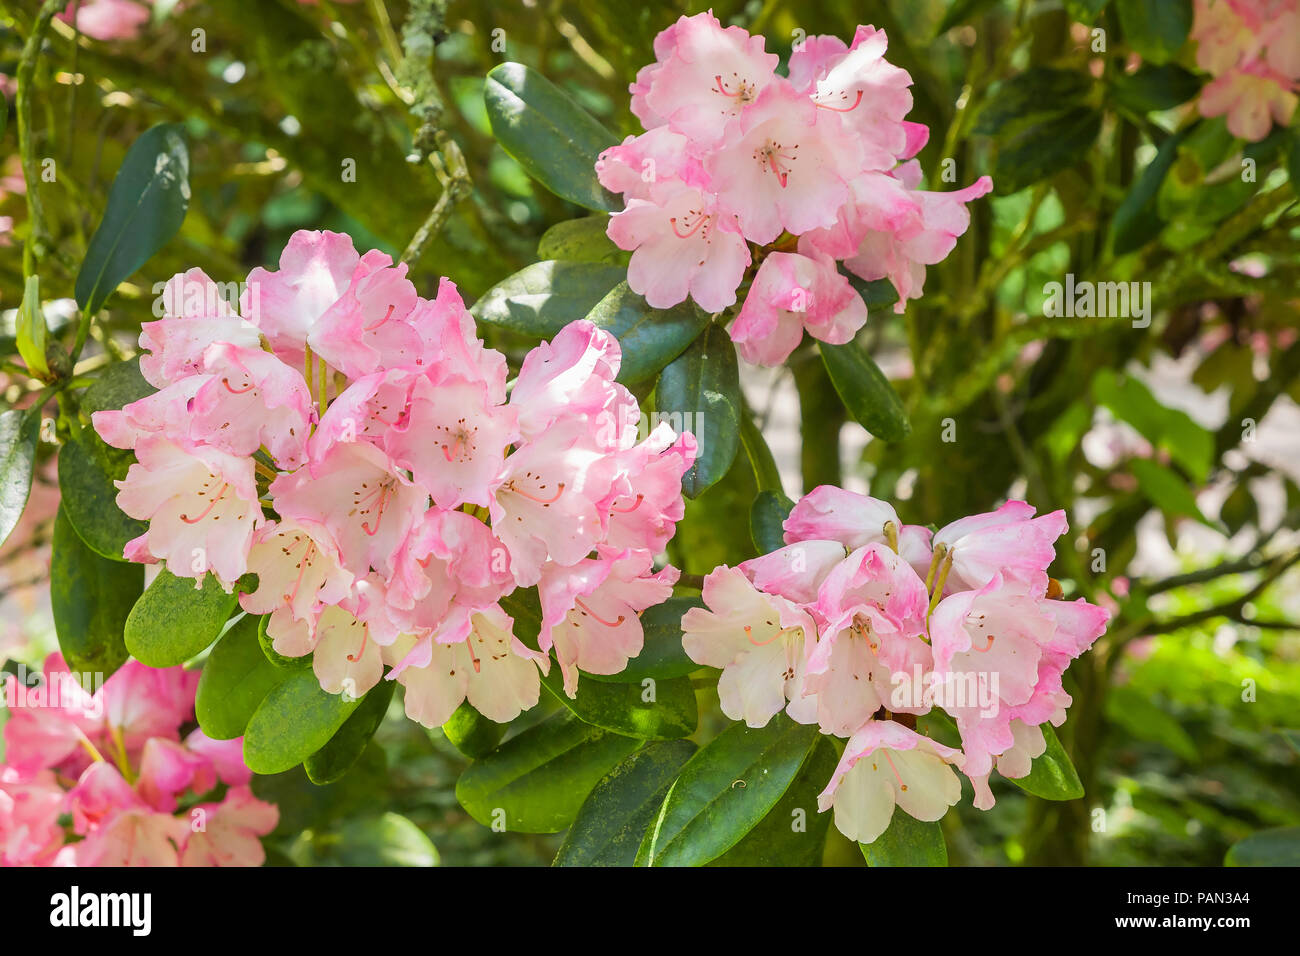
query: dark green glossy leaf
[
  {"left": 50, "top": 507, "right": 140, "bottom": 678},
  {"left": 81, "top": 357, "right": 154, "bottom": 415},
  {"left": 0, "top": 406, "right": 41, "bottom": 548},
  {"left": 750, "top": 489, "right": 795, "bottom": 555},
  {"left": 585, "top": 282, "right": 710, "bottom": 385},
  {"left": 974, "top": 68, "right": 1093, "bottom": 136},
  {"left": 1008, "top": 723, "right": 1086, "bottom": 801},
  {"left": 656, "top": 323, "right": 740, "bottom": 499},
  {"left": 993, "top": 107, "right": 1102, "bottom": 194},
  {"left": 860, "top": 812, "right": 948, "bottom": 867},
  {"left": 125, "top": 568, "right": 240, "bottom": 667},
  {"left": 75, "top": 123, "right": 190, "bottom": 315},
  {"left": 555, "top": 739, "right": 697, "bottom": 866},
  {"left": 819, "top": 339, "right": 910, "bottom": 441},
  {"left": 1109, "top": 124, "right": 1194, "bottom": 255},
  {"left": 441, "top": 701, "right": 507, "bottom": 758},
  {"left": 1108, "top": 63, "right": 1201, "bottom": 114},
  {"left": 242, "top": 668, "right": 363, "bottom": 775},
  {"left": 537, "top": 214, "right": 623, "bottom": 263},
  {"left": 710, "top": 736, "right": 837, "bottom": 866},
  {"left": 255, "top": 609, "right": 312, "bottom": 669},
  {"left": 57, "top": 429, "right": 146, "bottom": 561},
  {"left": 305, "top": 676, "right": 396, "bottom": 784},
  {"left": 484, "top": 62, "right": 619, "bottom": 212},
  {"left": 456, "top": 712, "right": 641, "bottom": 833},
  {"left": 291, "top": 813, "right": 439, "bottom": 867},
  {"left": 1116, "top": 0, "right": 1192, "bottom": 65},
  {"left": 540, "top": 666, "right": 697, "bottom": 740},
  {"left": 470, "top": 260, "right": 626, "bottom": 337},
  {"left": 637, "top": 713, "right": 820, "bottom": 866},
  {"left": 195, "top": 613, "right": 290, "bottom": 740}
]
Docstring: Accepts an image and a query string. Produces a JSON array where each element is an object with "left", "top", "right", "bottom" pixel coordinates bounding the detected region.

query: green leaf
[
  {"left": 16, "top": 276, "right": 48, "bottom": 378},
  {"left": 0, "top": 406, "right": 41, "bottom": 548},
  {"left": 305, "top": 676, "right": 396, "bottom": 784},
  {"left": 470, "top": 260, "right": 626, "bottom": 337},
  {"left": 441, "top": 701, "right": 507, "bottom": 758},
  {"left": 195, "top": 614, "right": 289, "bottom": 740},
  {"left": 583, "top": 595, "right": 703, "bottom": 684},
  {"left": 537, "top": 214, "right": 623, "bottom": 263},
  {"left": 860, "top": 812, "right": 948, "bottom": 867},
  {"left": 974, "top": 68, "right": 1093, "bottom": 136},
  {"left": 993, "top": 107, "right": 1102, "bottom": 194},
  {"left": 936, "top": 0, "right": 999, "bottom": 34},
  {"left": 50, "top": 507, "right": 140, "bottom": 678},
  {"left": 1225, "top": 827, "right": 1300, "bottom": 866},
  {"left": 483, "top": 62, "right": 619, "bottom": 212},
  {"left": 1115, "top": 0, "right": 1192, "bottom": 65},
  {"left": 57, "top": 430, "right": 146, "bottom": 561},
  {"left": 738, "top": 408, "right": 784, "bottom": 494},
  {"left": 1108, "top": 63, "right": 1201, "bottom": 114},
  {"left": 125, "top": 568, "right": 240, "bottom": 667},
  {"left": 637, "top": 713, "right": 820, "bottom": 867},
  {"left": 456, "top": 712, "right": 642, "bottom": 833},
  {"left": 255, "top": 610, "right": 312, "bottom": 669},
  {"left": 252, "top": 743, "right": 387, "bottom": 837},
  {"left": 555, "top": 739, "right": 698, "bottom": 866},
  {"left": 1105, "top": 686, "right": 1199, "bottom": 761},
  {"left": 710, "top": 736, "right": 837, "bottom": 866},
  {"left": 242, "top": 668, "right": 363, "bottom": 775},
  {"left": 1093, "top": 369, "right": 1213, "bottom": 482},
  {"left": 585, "top": 282, "right": 711, "bottom": 385},
  {"left": 656, "top": 323, "right": 741, "bottom": 499},
  {"left": 1109, "top": 124, "right": 1195, "bottom": 255},
  {"left": 1129, "top": 457, "right": 1211, "bottom": 525},
  {"left": 75, "top": 123, "right": 190, "bottom": 316},
  {"left": 1008, "top": 723, "right": 1086, "bottom": 801},
  {"left": 80, "top": 357, "right": 154, "bottom": 414},
  {"left": 540, "top": 667, "right": 697, "bottom": 740},
  {"left": 291, "top": 813, "right": 439, "bottom": 867},
  {"left": 750, "top": 489, "right": 795, "bottom": 555},
  {"left": 819, "top": 339, "right": 910, "bottom": 441}
]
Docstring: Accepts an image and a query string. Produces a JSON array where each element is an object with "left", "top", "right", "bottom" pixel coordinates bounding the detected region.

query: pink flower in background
[
  {"left": 1, "top": 654, "right": 277, "bottom": 866},
  {"left": 1191, "top": 0, "right": 1300, "bottom": 140}
]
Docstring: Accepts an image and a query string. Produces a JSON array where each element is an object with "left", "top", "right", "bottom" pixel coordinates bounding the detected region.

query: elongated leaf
[
  {"left": 555, "top": 740, "right": 698, "bottom": 866},
  {"left": 537, "top": 215, "right": 623, "bottom": 263},
  {"left": 1225, "top": 827, "right": 1300, "bottom": 866},
  {"left": 1109, "top": 124, "right": 1194, "bottom": 255},
  {"left": 441, "top": 701, "right": 507, "bottom": 758},
  {"left": 860, "top": 812, "right": 948, "bottom": 866},
  {"left": 540, "top": 667, "right": 697, "bottom": 740},
  {"left": 656, "top": 323, "right": 740, "bottom": 498},
  {"left": 1130, "top": 457, "right": 1211, "bottom": 525},
  {"left": 256, "top": 610, "right": 312, "bottom": 669},
  {"left": 993, "top": 107, "right": 1102, "bottom": 194},
  {"left": 75, "top": 124, "right": 190, "bottom": 316},
  {"left": 81, "top": 357, "right": 154, "bottom": 414},
  {"left": 974, "top": 68, "right": 1093, "bottom": 136},
  {"left": 637, "top": 713, "right": 820, "bottom": 866},
  {"left": 471, "top": 260, "right": 626, "bottom": 337},
  {"left": 751, "top": 489, "right": 795, "bottom": 555},
  {"left": 291, "top": 813, "right": 439, "bottom": 867},
  {"left": 1116, "top": 0, "right": 1192, "bottom": 65},
  {"left": 1093, "top": 369, "right": 1213, "bottom": 482},
  {"left": 1108, "top": 63, "right": 1201, "bottom": 114},
  {"left": 1008, "top": 723, "right": 1085, "bottom": 801},
  {"left": 484, "top": 62, "right": 619, "bottom": 212},
  {"left": 0, "top": 406, "right": 41, "bottom": 548},
  {"left": 585, "top": 282, "right": 711, "bottom": 384},
  {"left": 242, "top": 668, "right": 363, "bottom": 775},
  {"left": 57, "top": 430, "right": 146, "bottom": 561},
  {"left": 125, "top": 568, "right": 240, "bottom": 667},
  {"left": 50, "top": 507, "right": 140, "bottom": 678},
  {"left": 195, "top": 614, "right": 289, "bottom": 740},
  {"left": 305, "top": 676, "right": 396, "bottom": 784},
  {"left": 710, "top": 737, "right": 837, "bottom": 866},
  {"left": 456, "top": 712, "right": 641, "bottom": 833},
  {"left": 819, "top": 339, "right": 910, "bottom": 441}
]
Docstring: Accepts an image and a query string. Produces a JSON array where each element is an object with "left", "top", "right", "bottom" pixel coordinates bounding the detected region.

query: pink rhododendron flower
[
  {"left": 94, "top": 230, "right": 694, "bottom": 736},
  {"left": 1191, "top": 0, "right": 1300, "bottom": 140},
  {"left": 0, "top": 654, "right": 277, "bottom": 866},
  {"left": 602, "top": 15, "right": 991, "bottom": 362},
  {"left": 681, "top": 482, "right": 1109, "bottom": 843}
]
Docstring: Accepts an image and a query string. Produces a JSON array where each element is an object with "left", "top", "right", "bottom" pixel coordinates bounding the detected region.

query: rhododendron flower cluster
[
  {"left": 1191, "top": 0, "right": 1300, "bottom": 140},
  {"left": 596, "top": 11, "right": 991, "bottom": 366},
  {"left": 681, "top": 486, "right": 1109, "bottom": 844},
  {"left": 93, "top": 230, "right": 695, "bottom": 727},
  {"left": 0, "top": 654, "right": 276, "bottom": 866}
]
